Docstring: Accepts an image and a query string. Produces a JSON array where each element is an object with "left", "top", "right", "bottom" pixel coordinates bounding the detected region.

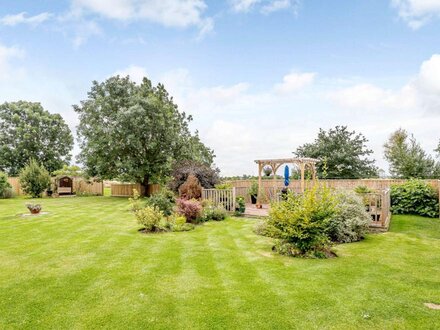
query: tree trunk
[{"left": 141, "top": 175, "right": 149, "bottom": 197}]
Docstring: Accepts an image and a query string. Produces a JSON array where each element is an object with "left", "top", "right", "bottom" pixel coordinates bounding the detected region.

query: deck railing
[{"left": 202, "top": 188, "right": 236, "bottom": 212}]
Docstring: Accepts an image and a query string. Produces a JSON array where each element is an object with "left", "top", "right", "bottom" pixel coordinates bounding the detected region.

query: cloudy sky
[{"left": 1, "top": 0, "right": 440, "bottom": 176}]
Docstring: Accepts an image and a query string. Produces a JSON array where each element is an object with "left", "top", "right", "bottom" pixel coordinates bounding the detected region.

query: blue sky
[{"left": 1, "top": 0, "right": 440, "bottom": 175}]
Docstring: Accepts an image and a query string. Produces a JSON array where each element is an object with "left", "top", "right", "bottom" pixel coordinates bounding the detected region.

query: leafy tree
[
  {"left": 295, "top": 126, "right": 378, "bottom": 179},
  {"left": 19, "top": 159, "right": 51, "bottom": 198},
  {"left": 169, "top": 160, "right": 220, "bottom": 192},
  {"left": 53, "top": 165, "right": 84, "bottom": 178},
  {"left": 0, "top": 101, "right": 73, "bottom": 175},
  {"left": 384, "top": 129, "right": 438, "bottom": 178},
  {"left": 74, "top": 76, "right": 214, "bottom": 194}
]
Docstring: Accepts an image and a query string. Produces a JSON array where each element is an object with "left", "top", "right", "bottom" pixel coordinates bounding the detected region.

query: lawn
[{"left": 0, "top": 197, "right": 439, "bottom": 329}]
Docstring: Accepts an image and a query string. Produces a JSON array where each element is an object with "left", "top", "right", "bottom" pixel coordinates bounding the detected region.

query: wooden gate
[{"left": 202, "top": 188, "right": 236, "bottom": 212}]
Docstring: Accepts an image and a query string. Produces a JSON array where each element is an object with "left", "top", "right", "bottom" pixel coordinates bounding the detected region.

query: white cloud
[
  {"left": 328, "top": 53, "right": 440, "bottom": 113},
  {"left": 274, "top": 72, "right": 315, "bottom": 95},
  {"left": 72, "top": 20, "right": 102, "bottom": 48},
  {"left": 0, "top": 43, "right": 25, "bottom": 79},
  {"left": 0, "top": 12, "right": 52, "bottom": 26},
  {"left": 261, "top": 0, "right": 292, "bottom": 14},
  {"left": 391, "top": 0, "right": 440, "bottom": 29},
  {"left": 230, "top": 0, "right": 260, "bottom": 12},
  {"left": 71, "top": 0, "right": 213, "bottom": 36},
  {"left": 231, "top": 0, "right": 297, "bottom": 14}
]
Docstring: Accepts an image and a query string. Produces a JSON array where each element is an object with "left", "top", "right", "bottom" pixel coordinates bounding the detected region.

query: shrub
[
  {"left": 327, "top": 190, "right": 370, "bottom": 243},
  {"left": 354, "top": 185, "right": 372, "bottom": 194},
  {"left": 166, "top": 213, "right": 195, "bottom": 232},
  {"left": 266, "top": 185, "right": 338, "bottom": 258},
  {"left": 147, "top": 188, "right": 175, "bottom": 216},
  {"left": 215, "top": 183, "right": 232, "bottom": 189},
  {"left": 248, "top": 181, "right": 258, "bottom": 197},
  {"left": 176, "top": 198, "right": 202, "bottom": 223},
  {"left": 129, "top": 189, "right": 143, "bottom": 212},
  {"left": 0, "top": 171, "right": 12, "bottom": 198},
  {"left": 134, "top": 205, "right": 164, "bottom": 232},
  {"left": 169, "top": 160, "right": 220, "bottom": 192},
  {"left": 19, "top": 159, "right": 51, "bottom": 198},
  {"left": 234, "top": 196, "right": 246, "bottom": 216},
  {"left": 390, "top": 179, "right": 439, "bottom": 218},
  {"left": 179, "top": 174, "right": 202, "bottom": 200},
  {"left": 201, "top": 204, "right": 227, "bottom": 221}
]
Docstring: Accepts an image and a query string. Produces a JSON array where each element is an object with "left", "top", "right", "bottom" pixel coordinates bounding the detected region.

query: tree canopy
[
  {"left": 75, "top": 76, "right": 214, "bottom": 190},
  {"left": 384, "top": 129, "right": 439, "bottom": 178},
  {"left": 0, "top": 101, "right": 73, "bottom": 176},
  {"left": 295, "top": 126, "right": 378, "bottom": 179}
]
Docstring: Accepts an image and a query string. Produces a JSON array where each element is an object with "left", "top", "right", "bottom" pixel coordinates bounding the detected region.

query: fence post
[{"left": 232, "top": 187, "right": 236, "bottom": 212}]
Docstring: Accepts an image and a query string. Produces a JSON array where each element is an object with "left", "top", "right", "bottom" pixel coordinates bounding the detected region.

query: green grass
[{"left": 1, "top": 197, "right": 439, "bottom": 329}]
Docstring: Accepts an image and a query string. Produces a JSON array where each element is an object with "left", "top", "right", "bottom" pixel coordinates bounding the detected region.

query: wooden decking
[{"left": 244, "top": 203, "right": 270, "bottom": 218}]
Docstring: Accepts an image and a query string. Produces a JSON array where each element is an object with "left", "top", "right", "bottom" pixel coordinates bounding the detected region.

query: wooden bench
[{"left": 58, "top": 187, "right": 72, "bottom": 194}]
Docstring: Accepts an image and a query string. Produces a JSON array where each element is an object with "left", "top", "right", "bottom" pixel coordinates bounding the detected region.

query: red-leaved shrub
[{"left": 177, "top": 198, "right": 202, "bottom": 223}]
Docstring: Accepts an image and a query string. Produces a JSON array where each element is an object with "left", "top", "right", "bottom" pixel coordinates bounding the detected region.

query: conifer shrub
[
  {"left": 179, "top": 174, "right": 202, "bottom": 200},
  {"left": 19, "top": 159, "right": 51, "bottom": 198}
]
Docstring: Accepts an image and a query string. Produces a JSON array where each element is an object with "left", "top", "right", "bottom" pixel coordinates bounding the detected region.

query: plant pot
[
  {"left": 30, "top": 209, "right": 41, "bottom": 214},
  {"left": 46, "top": 190, "right": 53, "bottom": 197},
  {"left": 250, "top": 195, "right": 257, "bottom": 204}
]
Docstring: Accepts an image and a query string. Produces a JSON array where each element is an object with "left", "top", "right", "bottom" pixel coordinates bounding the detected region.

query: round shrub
[
  {"left": 147, "top": 188, "right": 175, "bottom": 216},
  {"left": 176, "top": 198, "right": 202, "bottom": 223},
  {"left": 391, "top": 180, "right": 439, "bottom": 218},
  {"left": 134, "top": 205, "right": 164, "bottom": 232},
  {"left": 267, "top": 185, "right": 338, "bottom": 258},
  {"left": 327, "top": 190, "right": 370, "bottom": 243},
  {"left": 19, "top": 159, "right": 51, "bottom": 198},
  {"left": 201, "top": 204, "right": 227, "bottom": 221}
]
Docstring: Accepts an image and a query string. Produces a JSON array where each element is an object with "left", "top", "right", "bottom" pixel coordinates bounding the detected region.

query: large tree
[
  {"left": 295, "top": 126, "right": 378, "bottom": 179},
  {"left": 75, "top": 76, "right": 214, "bottom": 191},
  {"left": 384, "top": 129, "right": 439, "bottom": 178},
  {"left": 0, "top": 101, "right": 73, "bottom": 175}
]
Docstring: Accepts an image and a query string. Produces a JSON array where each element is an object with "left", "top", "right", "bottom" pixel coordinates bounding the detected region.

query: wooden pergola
[{"left": 254, "top": 157, "right": 319, "bottom": 207}]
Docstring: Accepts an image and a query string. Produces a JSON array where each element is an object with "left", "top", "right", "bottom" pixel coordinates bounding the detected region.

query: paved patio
[{"left": 244, "top": 203, "right": 269, "bottom": 217}]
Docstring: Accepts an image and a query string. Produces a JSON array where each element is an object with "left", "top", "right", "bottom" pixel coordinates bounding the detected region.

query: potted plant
[
  {"left": 248, "top": 181, "right": 259, "bottom": 204},
  {"left": 26, "top": 203, "right": 42, "bottom": 214},
  {"left": 263, "top": 166, "right": 272, "bottom": 177}
]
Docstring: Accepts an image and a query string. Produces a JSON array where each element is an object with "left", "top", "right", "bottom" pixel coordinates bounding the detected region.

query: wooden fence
[
  {"left": 202, "top": 188, "right": 236, "bottom": 212},
  {"left": 229, "top": 179, "right": 440, "bottom": 203},
  {"left": 110, "top": 183, "right": 160, "bottom": 197},
  {"left": 7, "top": 177, "right": 103, "bottom": 196}
]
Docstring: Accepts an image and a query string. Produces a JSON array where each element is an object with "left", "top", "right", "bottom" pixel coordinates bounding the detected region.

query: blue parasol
[{"left": 284, "top": 165, "right": 290, "bottom": 187}]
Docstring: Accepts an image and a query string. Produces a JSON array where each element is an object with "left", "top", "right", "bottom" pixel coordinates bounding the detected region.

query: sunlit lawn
[{"left": 0, "top": 196, "right": 439, "bottom": 329}]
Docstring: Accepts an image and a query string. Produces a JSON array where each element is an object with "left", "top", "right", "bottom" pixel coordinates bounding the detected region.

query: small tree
[
  {"left": 19, "top": 160, "right": 51, "bottom": 198},
  {"left": 384, "top": 129, "right": 438, "bottom": 178},
  {"left": 0, "top": 171, "right": 12, "bottom": 198},
  {"left": 178, "top": 174, "right": 202, "bottom": 200}
]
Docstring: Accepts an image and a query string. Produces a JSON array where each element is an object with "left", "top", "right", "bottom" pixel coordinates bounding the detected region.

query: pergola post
[
  {"left": 256, "top": 162, "right": 263, "bottom": 208},
  {"left": 300, "top": 162, "right": 305, "bottom": 193}
]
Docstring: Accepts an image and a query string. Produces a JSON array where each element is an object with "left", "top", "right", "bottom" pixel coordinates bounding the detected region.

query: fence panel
[
  {"left": 73, "top": 179, "right": 104, "bottom": 195},
  {"left": 7, "top": 177, "right": 104, "bottom": 196},
  {"left": 111, "top": 183, "right": 144, "bottom": 197}
]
